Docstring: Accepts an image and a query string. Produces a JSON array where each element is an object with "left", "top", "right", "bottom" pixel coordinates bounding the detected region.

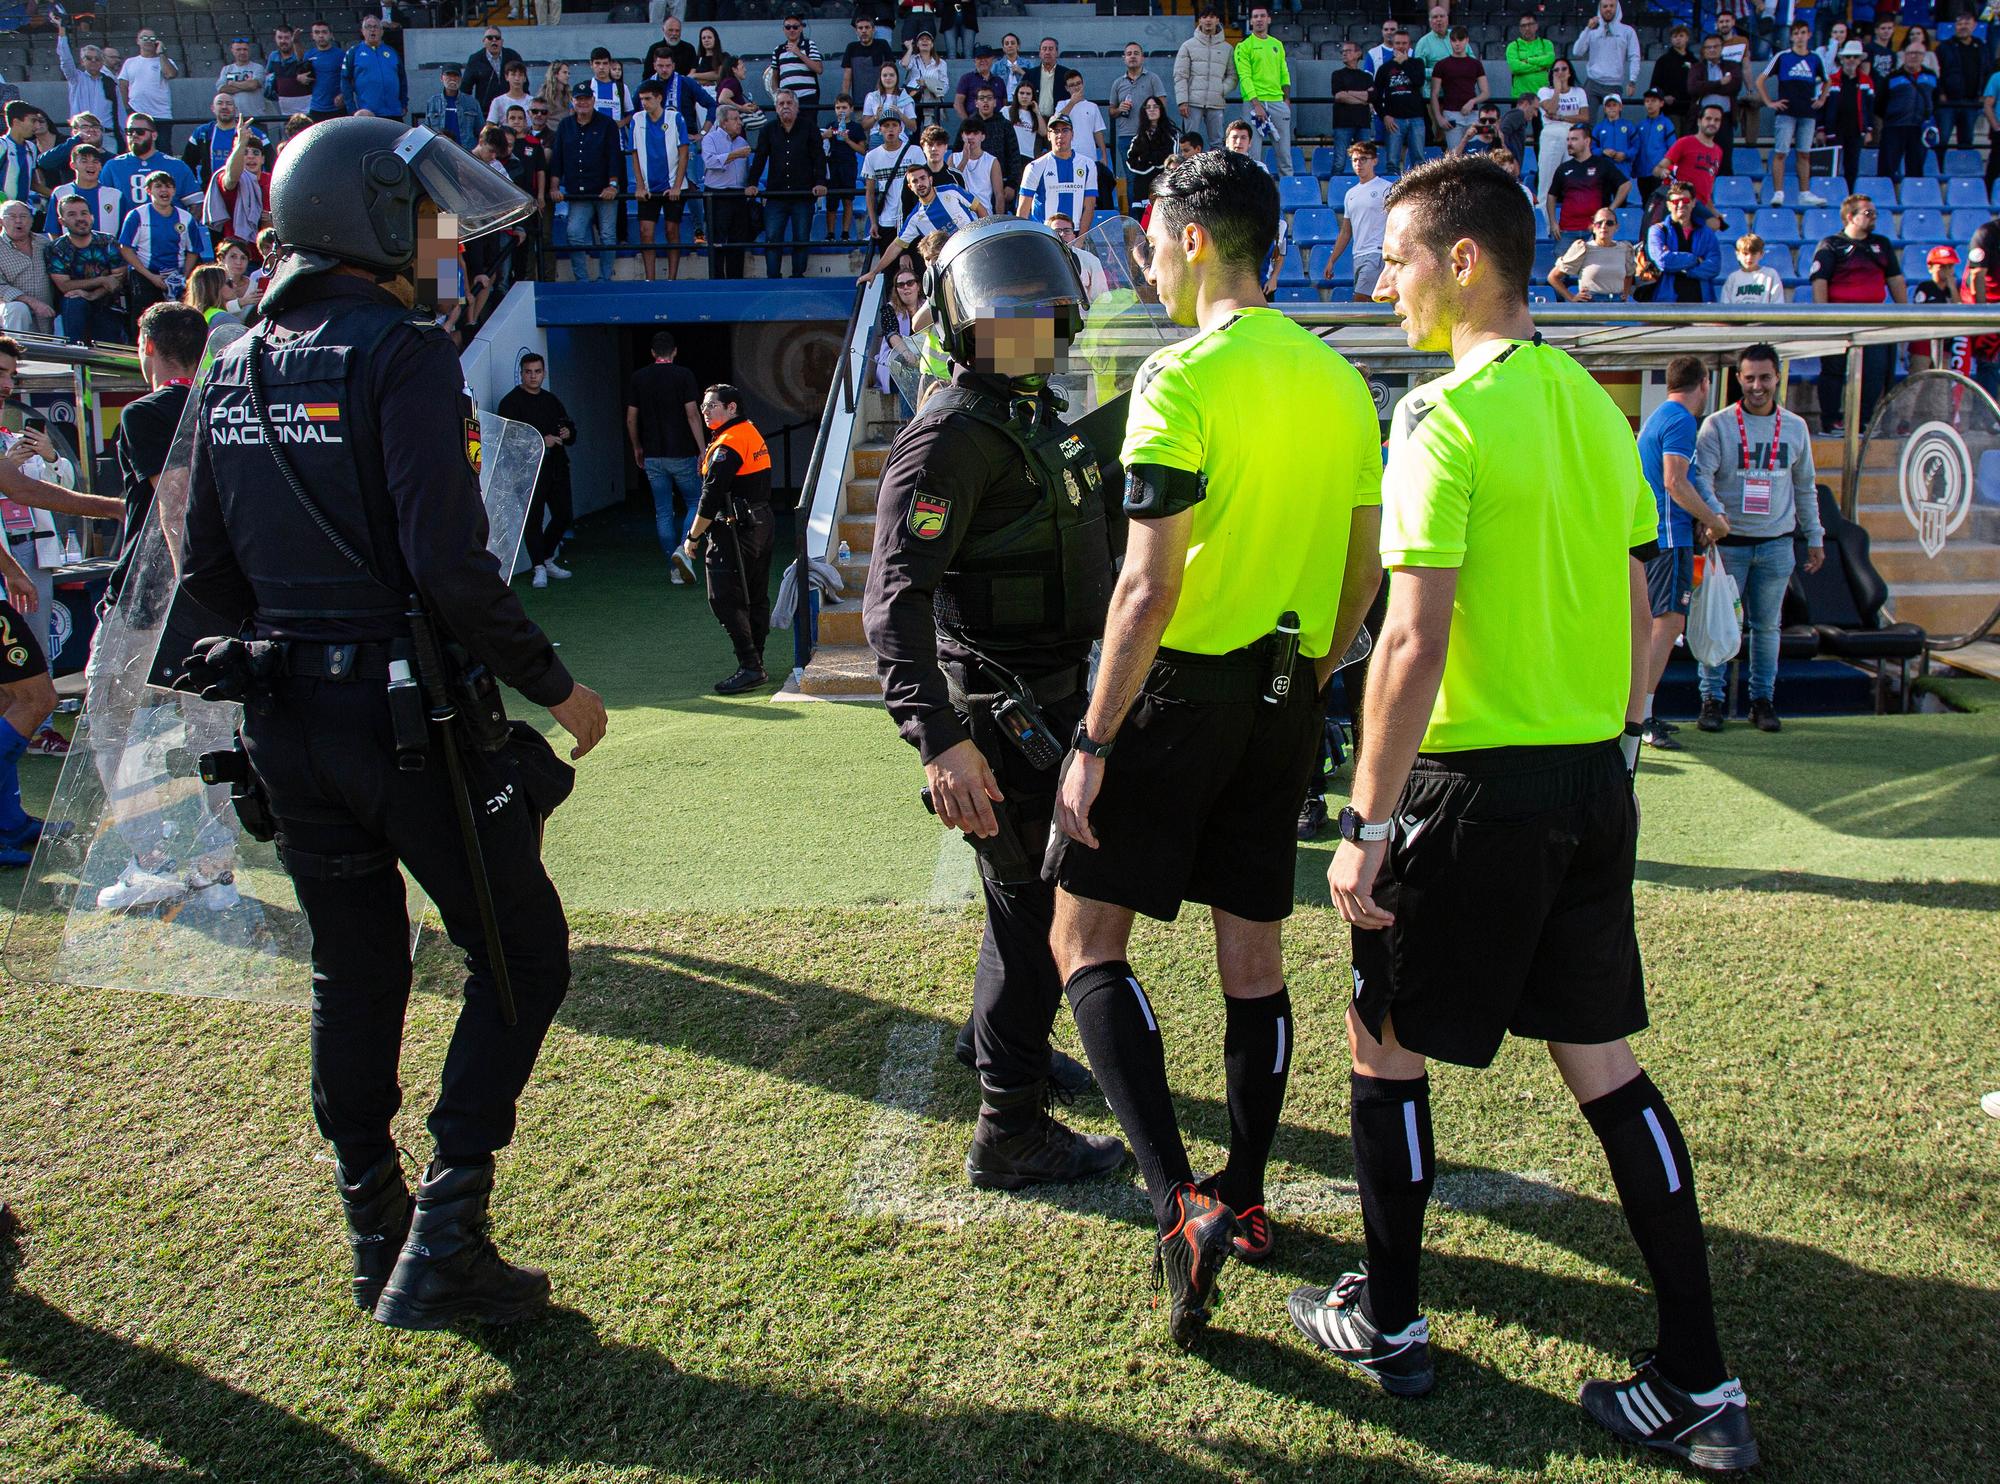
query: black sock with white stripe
[
  {"left": 1215, "top": 987, "right": 1292, "bottom": 1212},
  {"left": 1581, "top": 1071, "right": 1729, "bottom": 1393},
  {"left": 1064, "top": 959, "right": 1192, "bottom": 1232},
  {"left": 1350, "top": 1071, "right": 1435, "bottom": 1335}
]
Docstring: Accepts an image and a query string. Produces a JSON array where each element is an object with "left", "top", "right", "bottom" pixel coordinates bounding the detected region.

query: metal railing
[{"left": 787, "top": 270, "right": 884, "bottom": 688}]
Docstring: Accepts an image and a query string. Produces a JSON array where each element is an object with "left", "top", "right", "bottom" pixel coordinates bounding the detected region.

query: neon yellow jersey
[
  {"left": 1121, "top": 307, "right": 1381, "bottom": 659},
  {"left": 1380, "top": 336, "right": 1656, "bottom": 752}
]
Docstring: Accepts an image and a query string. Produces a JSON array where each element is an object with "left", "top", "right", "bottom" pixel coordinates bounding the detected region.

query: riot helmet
[
  {"left": 263, "top": 118, "right": 533, "bottom": 311},
  {"left": 924, "top": 217, "right": 1086, "bottom": 386}
]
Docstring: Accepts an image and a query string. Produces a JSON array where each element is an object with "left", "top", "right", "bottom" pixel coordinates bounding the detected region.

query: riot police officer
[
  {"left": 862, "top": 216, "right": 1127, "bottom": 1190},
  {"left": 172, "top": 117, "right": 608, "bottom": 1330}
]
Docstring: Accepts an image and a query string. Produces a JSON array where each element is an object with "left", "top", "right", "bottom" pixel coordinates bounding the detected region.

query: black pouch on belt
[{"left": 502, "top": 720, "right": 576, "bottom": 822}]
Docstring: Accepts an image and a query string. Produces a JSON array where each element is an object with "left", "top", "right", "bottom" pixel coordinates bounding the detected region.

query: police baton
[{"left": 408, "top": 599, "right": 519, "bottom": 1029}]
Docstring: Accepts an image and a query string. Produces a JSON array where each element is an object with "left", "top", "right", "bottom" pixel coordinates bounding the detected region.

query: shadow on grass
[
  {"left": 1633, "top": 862, "right": 2000, "bottom": 902},
  {"left": 466, "top": 1306, "right": 1443, "bottom": 1484},
  {"left": 0, "top": 1219, "right": 411, "bottom": 1484}
]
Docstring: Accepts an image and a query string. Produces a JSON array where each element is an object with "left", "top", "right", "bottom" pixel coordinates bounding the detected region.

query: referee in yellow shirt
[
  {"left": 1286, "top": 155, "right": 1757, "bottom": 1475},
  {"left": 1048, "top": 148, "right": 1381, "bottom": 1346}
]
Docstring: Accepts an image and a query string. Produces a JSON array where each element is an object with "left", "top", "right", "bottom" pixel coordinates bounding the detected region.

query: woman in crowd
[
  {"left": 536, "top": 60, "right": 573, "bottom": 117},
  {"left": 903, "top": 30, "right": 950, "bottom": 126},
  {"left": 1125, "top": 94, "right": 1177, "bottom": 202},
  {"left": 692, "top": 26, "right": 726, "bottom": 87},
  {"left": 864, "top": 62, "right": 917, "bottom": 138},
  {"left": 1006, "top": 81, "right": 1044, "bottom": 165},
  {"left": 876, "top": 260, "right": 926, "bottom": 397},
  {"left": 1536, "top": 57, "right": 1589, "bottom": 203},
  {"left": 216, "top": 237, "right": 262, "bottom": 315},
  {"left": 183, "top": 264, "right": 238, "bottom": 325},
  {"left": 717, "top": 56, "right": 765, "bottom": 131}
]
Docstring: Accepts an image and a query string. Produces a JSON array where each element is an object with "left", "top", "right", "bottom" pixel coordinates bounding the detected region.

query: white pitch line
[
  {"left": 926, "top": 827, "right": 978, "bottom": 908},
  {"left": 844, "top": 1020, "right": 1572, "bottom": 1228}
]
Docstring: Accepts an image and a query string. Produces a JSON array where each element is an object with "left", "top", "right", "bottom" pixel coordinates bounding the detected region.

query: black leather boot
[
  {"left": 335, "top": 1152, "right": 411, "bottom": 1314},
  {"left": 371, "top": 1160, "right": 550, "bottom": 1330},
  {"left": 966, "top": 1082, "right": 1127, "bottom": 1191}
]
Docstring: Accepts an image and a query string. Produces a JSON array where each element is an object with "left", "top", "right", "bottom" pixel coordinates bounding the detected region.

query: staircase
[
  {"left": 793, "top": 388, "right": 906, "bottom": 700},
  {"left": 1831, "top": 435, "right": 2000, "bottom": 645}
]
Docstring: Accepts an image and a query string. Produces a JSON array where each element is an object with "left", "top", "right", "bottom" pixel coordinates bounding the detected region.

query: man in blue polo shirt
[
  {"left": 102, "top": 115, "right": 200, "bottom": 210},
  {"left": 1634, "top": 355, "right": 1728, "bottom": 750},
  {"left": 342, "top": 14, "right": 405, "bottom": 120}
]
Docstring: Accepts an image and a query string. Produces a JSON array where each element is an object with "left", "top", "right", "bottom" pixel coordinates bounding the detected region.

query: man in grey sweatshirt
[{"left": 1692, "top": 342, "right": 1825, "bottom": 732}]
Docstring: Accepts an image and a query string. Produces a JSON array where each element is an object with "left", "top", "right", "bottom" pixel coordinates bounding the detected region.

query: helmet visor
[
  {"left": 933, "top": 228, "right": 1086, "bottom": 344},
  {"left": 394, "top": 126, "right": 533, "bottom": 240}
]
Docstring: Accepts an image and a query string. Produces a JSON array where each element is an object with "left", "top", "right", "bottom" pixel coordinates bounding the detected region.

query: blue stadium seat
[
  {"left": 1308, "top": 241, "right": 1345, "bottom": 281},
  {"left": 1902, "top": 243, "right": 1934, "bottom": 281},
  {"left": 1276, "top": 244, "right": 1309, "bottom": 285},
  {"left": 1293, "top": 207, "right": 1343, "bottom": 244},
  {"left": 1857, "top": 148, "right": 1878, "bottom": 175},
  {"left": 1264, "top": 146, "right": 1307, "bottom": 174},
  {"left": 1946, "top": 177, "right": 1993, "bottom": 212},
  {"left": 1898, "top": 178, "right": 1943, "bottom": 210},
  {"left": 1527, "top": 283, "right": 1558, "bottom": 304},
  {"left": 1792, "top": 283, "right": 1814, "bottom": 302},
  {"left": 1532, "top": 240, "right": 1559, "bottom": 277},
  {"left": 1949, "top": 210, "right": 1990, "bottom": 239},
  {"left": 1762, "top": 245, "right": 1796, "bottom": 281},
  {"left": 1752, "top": 207, "right": 1801, "bottom": 245},
  {"left": 1902, "top": 208, "right": 1948, "bottom": 243},
  {"left": 1943, "top": 149, "right": 1982, "bottom": 178},
  {"left": 1326, "top": 177, "right": 1353, "bottom": 212},
  {"left": 1274, "top": 285, "right": 1323, "bottom": 304},
  {"left": 1312, "top": 145, "right": 1339, "bottom": 179},
  {"left": 1714, "top": 176, "right": 1759, "bottom": 211},
  {"left": 1614, "top": 207, "right": 1642, "bottom": 239},
  {"left": 1279, "top": 175, "right": 1321, "bottom": 212},
  {"left": 1855, "top": 174, "right": 1897, "bottom": 204},
  {"left": 1801, "top": 207, "right": 1842, "bottom": 242}
]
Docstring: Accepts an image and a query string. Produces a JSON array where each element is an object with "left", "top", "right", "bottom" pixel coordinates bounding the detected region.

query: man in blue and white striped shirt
[
  {"left": 858, "top": 162, "right": 980, "bottom": 282},
  {"left": 1015, "top": 115, "right": 1097, "bottom": 232}
]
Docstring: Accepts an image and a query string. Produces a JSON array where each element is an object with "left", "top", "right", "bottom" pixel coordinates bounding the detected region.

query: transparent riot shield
[
  {"left": 1857, "top": 369, "right": 2000, "bottom": 645},
  {"left": 4, "top": 323, "right": 545, "bottom": 1003}
]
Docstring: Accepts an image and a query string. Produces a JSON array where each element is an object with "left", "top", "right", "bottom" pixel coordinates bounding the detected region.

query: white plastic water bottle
[
  {"left": 838, "top": 539, "right": 851, "bottom": 562},
  {"left": 62, "top": 530, "right": 82, "bottom": 563}
]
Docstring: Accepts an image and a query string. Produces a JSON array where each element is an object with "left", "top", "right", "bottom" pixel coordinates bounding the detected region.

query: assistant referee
[
  {"left": 1286, "top": 156, "right": 1758, "bottom": 1475},
  {"left": 1047, "top": 147, "right": 1383, "bottom": 1348}
]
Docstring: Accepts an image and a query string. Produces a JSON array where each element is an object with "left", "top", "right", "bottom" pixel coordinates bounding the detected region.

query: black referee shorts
[
  {"left": 1349, "top": 739, "right": 1646, "bottom": 1069},
  {"left": 1052, "top": 648, "right": 1325, "bottom": 923},
  {"left": 0, "top": 598, "right": 48, "bottom": 683}
]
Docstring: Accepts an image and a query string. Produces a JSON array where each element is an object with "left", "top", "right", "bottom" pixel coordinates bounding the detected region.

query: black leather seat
[{"left": 1788, "top": 486, "right": 1928, "bottom": 711}]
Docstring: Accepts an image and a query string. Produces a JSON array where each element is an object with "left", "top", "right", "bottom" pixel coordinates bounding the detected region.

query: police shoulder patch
[
  {"left": 909, "top": 493, "right": 951, "bottom": 539},
  {"left": 464, "top": 417, "right": 482, "bottom": 475}
]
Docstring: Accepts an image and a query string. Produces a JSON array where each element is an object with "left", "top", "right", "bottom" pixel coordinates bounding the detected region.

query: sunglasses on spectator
[
  {"left": 784, "top": 21, "right": 802, "bottom": 30},
  {"left": 485, "top": 32, "right": 502, "bottom": 41}
]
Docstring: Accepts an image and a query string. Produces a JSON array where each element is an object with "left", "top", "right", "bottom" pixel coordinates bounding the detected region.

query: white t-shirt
[
  {"left": 1538, "top": 85, "right": 1589, "bottom": 126},
  {"left": 863, "top": 89, "right": 916, "bottom": 129},
  {"left": 862, "top": 139, "right": 918, "bottom": 228},
  {"left": 1050, "top": 98, "right": 1106, "bottom": 163},
  {"left": 1344, "top": 174, "right": 1391, "bottom": 257},
  {"left": 948, "top": 149, "right": 1000, "bottom": 213},
  {"left": 1722, "top": 265, "right": 1786, "bottom": 303},
  {"left": 119, "top": 55, "right": 174, "bottom": 117},
  {"left": 488, "top": 92, "right": 537, "bottom": 126}
]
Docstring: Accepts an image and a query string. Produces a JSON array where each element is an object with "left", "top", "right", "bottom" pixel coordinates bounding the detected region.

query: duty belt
[
  {"left": 282, "top": 640, "right": 395, "bottom": 682},
  {"left": 943, "top": 659, "right": 1083, "bottom": 711},
  {"left": 1143, "top": 641, "right": 1308, "bottom": 705}
]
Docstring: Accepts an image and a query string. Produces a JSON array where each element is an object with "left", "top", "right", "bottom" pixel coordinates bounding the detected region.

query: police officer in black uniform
[
  {"left": 173, "top": 117, "right": 609, "bottom": 1330},
  {"left": 863, "top": 216, "right": 1127, "bottom": 1190}
]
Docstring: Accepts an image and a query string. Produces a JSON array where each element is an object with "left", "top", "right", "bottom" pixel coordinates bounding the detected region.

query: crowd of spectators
[{"left": 0, "top": 4, "right": 1992, "bottom": 365}]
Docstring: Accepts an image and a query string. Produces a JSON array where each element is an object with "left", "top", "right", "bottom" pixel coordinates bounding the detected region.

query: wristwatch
[
  {"left": 1071, "top": 723, "right": 1114, "bottom": 759},
  {"left": 1336, "top": 807, "right": 1391, "bottom": 843}
]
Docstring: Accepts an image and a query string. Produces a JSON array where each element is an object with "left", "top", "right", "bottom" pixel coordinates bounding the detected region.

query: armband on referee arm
[
  {"left": 1630, "top": 540, "right": 1660, "bottom": 562},
  {"left": 1123, "top": 463, "right": 1203, "bottom": 519}
]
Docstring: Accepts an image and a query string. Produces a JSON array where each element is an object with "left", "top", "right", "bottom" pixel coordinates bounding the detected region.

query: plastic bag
[{"left": 1684, "top": 549, "right": 1741, "bottom": 668}]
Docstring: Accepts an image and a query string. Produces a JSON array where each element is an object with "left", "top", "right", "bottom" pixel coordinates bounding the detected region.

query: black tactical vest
[
  {"left": 199, "top": 296, "right": 418, "bottom": 629},
  {"left": 924, "top": 384, "right": 1115, "bottom": 643}
]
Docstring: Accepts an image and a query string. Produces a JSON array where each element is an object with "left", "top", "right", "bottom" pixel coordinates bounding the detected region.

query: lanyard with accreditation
[{"left": 1735, "top": 403, "right": 1778, "bottom": 519}]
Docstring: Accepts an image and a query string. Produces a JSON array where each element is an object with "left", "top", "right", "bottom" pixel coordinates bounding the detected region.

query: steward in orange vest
[{"left": 683, "top": 384, "right": 777, "bottom": 694}]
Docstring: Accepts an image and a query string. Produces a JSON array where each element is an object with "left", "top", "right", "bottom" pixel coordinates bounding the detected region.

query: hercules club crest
[{"left": 1898, "top": 420, "right": 1973, "bottom": 559}]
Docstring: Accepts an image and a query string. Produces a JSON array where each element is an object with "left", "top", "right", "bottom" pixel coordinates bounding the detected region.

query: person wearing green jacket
[
  {"left": 1235, "top": 5, "right": 1293, "bottom": 176},
  {"left": 1507, "top": 12, "right": 1555, "bottom": 96}
]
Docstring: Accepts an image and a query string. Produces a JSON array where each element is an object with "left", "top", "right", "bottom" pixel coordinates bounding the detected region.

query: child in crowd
[
  {"left": 1721, "top": 232, "right": 1786, "bottom": 303},
  {"left": 823, "top": 94, "right": 867, "bottom": 241},
  {"left": 1909, "top": 244, "right": 1960, "bottom": 374}
]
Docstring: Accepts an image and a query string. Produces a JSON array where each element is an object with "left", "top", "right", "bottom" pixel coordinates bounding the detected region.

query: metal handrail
[{"left": 787, "top": 270, "right": 885, "bottom": 686}]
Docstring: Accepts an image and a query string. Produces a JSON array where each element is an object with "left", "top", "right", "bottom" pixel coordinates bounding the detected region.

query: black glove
[{"left": 176, "top": 636, "right": 283, "bottom": 702}]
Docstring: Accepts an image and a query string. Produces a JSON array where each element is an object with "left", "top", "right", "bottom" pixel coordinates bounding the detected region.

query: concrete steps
[{"left": 791, "top": 642, "right": 880, "bottom": 699}]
